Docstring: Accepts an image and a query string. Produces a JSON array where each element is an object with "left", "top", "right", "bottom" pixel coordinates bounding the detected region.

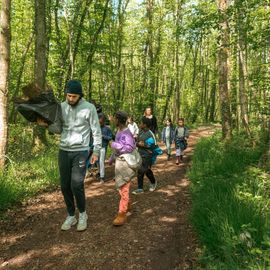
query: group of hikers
[{"left": 36, "top": 80, "right": 189, "bottom": 231}]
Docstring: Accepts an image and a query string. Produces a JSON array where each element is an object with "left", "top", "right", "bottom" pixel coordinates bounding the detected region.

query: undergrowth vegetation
[
  {"left": 0, "top": 125, "right": 59, "bottom": 212},
  {"left": 189, "top": 130, "right": 270, "bottom": 269}
]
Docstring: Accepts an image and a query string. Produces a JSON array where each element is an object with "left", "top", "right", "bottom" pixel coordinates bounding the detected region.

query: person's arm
[
  {"left": 153, "top": 116, "right": 158, "bottom": 133},
  {"left": 134, "top": 123, "right": 139, "bottom": 136},
  {"left": 173, "top": 128, "right": 177, "bottom": 142},
  {"left": 161, "top": 127, "right": 165, "bottom": 143},
  {"left": 111, "top": 132, "right": 135, "bottom": 153},
  {"left": 144, "top": 137, "right": 155, "bottom": 148},
  {"left": 88, "top": 106, "right": 102, "bottom": 163},
  {"left": 103, "top": 127, "right": 113, "bottom": 141},
  {"left": 37, "top": 117, "right": 63, "bottom": 134},
  {"left": 170, "top": 127, "right": 175, "bottom": 142},
  {"left": 184, "top": 127, "right": 189, "bottom": 139},
  {"left": 137, "top": 137, "right": 155, "bottom": 149},
  {"left": 36, "top": 117, "right": 48, "bottom": 127}
]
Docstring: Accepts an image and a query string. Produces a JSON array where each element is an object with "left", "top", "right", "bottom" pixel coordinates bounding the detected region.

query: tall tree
[
  {"left": 217, "top": 0, "right": 232, "bottom": 140},
  {"left": 173, "top": 0, "right": 183, "bottom": 120},
  {"left": 0, "top": 0, "right": 11, "bottom": 168},
  {"left": 35, "top": 0, "right": 47, "bottom": 89},
  {"left": 33, "top": 0, "right": 48, "bottom": 149},
  {"left": 145, "top": 0, "right": 155, "bottom": 108},
  {"left": 235, "top": 0, "right": 251, "bottom": 136}
]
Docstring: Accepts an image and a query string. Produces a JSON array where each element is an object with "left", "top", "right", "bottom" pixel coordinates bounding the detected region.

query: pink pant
[{"left": 118, "top": 182, "right": 130, "bottom": 213}]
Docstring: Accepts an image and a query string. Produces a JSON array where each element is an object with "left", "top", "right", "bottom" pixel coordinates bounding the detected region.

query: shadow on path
[{"left": 0, "top": 126, "right": 216, "bottom": 270}]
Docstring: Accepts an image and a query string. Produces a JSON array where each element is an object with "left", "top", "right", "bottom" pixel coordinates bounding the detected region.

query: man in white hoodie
[{"left": 41, "top": 80, "right": 102, "bottom": 231}]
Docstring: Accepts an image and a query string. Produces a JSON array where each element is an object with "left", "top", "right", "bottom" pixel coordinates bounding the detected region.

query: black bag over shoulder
[{"left": 15, "top": 91, "right": 62, "bottom": 134}]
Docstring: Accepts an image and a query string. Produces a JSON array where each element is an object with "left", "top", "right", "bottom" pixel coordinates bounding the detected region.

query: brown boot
[
  {"left": 113, "top": 212, "right": 127, "bottom": 226},
  {"left": 176, "top": 156, "right": 180, "bottom": 165}
]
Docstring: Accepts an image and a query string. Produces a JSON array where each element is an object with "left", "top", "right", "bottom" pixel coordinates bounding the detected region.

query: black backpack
[{"left": 15, "top": 91, "right": 62, "bottom": 134}]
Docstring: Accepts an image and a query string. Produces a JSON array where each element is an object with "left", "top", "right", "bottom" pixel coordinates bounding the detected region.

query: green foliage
[
  {"left": 0, "top": 125, "right": 59, "bottom": 213},
  {"left": 8, "top": 123, "right": 34, "bottom": 160},
  {"left": 189, "top": 132, "right": 270, "bottom": 269},
  {"left": 0, "top": 147, "right": 59, "bottom": 212},
  {"left": 7, "top": 0, "right": 270, "bottom": 126}
]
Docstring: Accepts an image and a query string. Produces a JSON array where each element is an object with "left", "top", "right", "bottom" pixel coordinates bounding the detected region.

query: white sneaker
[
  {"left": 149, "top": 181, "right": 157, "bottom": 192},
  {"left": 77, "top": 212, "right": 88, "bottom": 231},
  {"left": 132, "top": 189, "right": 144, "bottom": 195},
  {"left": 61, "top": 216, "right": 77, "bottom": 231}
]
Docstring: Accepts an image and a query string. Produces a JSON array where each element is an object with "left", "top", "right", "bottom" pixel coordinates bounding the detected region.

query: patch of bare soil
[{"left": 0, "top": 126, "right": 215, "bottom": 270}]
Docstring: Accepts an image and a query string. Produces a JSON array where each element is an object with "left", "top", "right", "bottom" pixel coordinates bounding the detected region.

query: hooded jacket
[{"left": 59, "top": 98, "right": 102, "bottom": 155}]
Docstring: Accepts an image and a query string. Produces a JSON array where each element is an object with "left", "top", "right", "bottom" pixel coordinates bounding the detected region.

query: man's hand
[
  {"left": 90, "top": 154, "right": 99, "bottom": 164},
  {"left": 36, "top": 117, "right": 48, "bottom": 127}
]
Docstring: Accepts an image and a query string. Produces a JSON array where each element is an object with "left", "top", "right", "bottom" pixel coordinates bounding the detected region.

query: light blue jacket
[
  {"left": 161, "top": 126, "right": 174, "bottom": 144},
  {"left": 59, "top": 98, "right": 102, "bottom": 155}
]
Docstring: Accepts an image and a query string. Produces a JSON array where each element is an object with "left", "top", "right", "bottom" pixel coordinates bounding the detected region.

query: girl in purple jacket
[{"left": 111, "top": 111, "right": 136, "bottom": 226}]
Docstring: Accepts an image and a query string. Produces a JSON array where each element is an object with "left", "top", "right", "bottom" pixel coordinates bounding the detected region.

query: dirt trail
[{"left": 0, "top": 126, "right": 215, "bottom": 270}]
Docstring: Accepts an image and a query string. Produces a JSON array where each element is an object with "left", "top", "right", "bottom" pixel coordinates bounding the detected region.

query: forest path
[{"left": 0, "top": 126, "right": 216, "bottom": 270}]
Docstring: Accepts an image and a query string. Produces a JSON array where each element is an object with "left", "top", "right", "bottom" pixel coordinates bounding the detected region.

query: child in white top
[{"left": 127, "top": 116, "right": 139, "bottom": 139}]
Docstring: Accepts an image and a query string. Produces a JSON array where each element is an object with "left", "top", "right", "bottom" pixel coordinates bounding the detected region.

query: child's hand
[
  {"left": 108, "top": 160, "right": 113, "bottom": 166},
  {"left": 108, "top": 141, "right": 113, "bottom": 147},
  {"left": 108, "top": 153, "right": 115, "bottom": 165},
  {"left": 90, "top": 154, "right": 99, "bottom": 165},
  {"left": 137, "top": 141, "right": 144, "bottom": 147}
]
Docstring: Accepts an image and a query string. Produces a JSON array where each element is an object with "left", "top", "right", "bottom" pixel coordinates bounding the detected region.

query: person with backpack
[
  {"left": 161, "top": 118, "right": 174, "bottom": 160},
  {"left": 174, "top": 118, "right": 189, "bottom": 165},
  {"left": 132, "top": 117, "right": 159, "bottom": 195},
  {"left": 110, "top": 111, "right": 137, "bottom": 226}
]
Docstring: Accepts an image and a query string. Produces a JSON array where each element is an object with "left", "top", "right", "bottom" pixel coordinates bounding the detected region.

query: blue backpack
[{"left": 145, "top": 131, "right": 163, "bottom": 165}]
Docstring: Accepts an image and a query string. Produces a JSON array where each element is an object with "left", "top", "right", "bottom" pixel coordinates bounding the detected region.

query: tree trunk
[
  {"left": 146, "top": 0, "right": 155, "bottom": 108},
  {"left": 0, "top": 0, "right": 11, "bottom": 169},
  {"left": 64, "top": 0, "right": 93, "bottom": 81},
  {"left": 35, "top": 0, "right": 47, "bottom": 90},
  {"left": 33, "top": 0, "right": 48, "bottom": 150},
  {"left": 236, "top": 0, "right": 251, "bottom": 137},
  {"left": 162, "top": 78, "right": 174, "bottom": 121},
  {"left": 209, "top": 56, "right": 217, "bottom": 122},
  {"left": 174, "top": 42, "right": 180, "bottom": 120},
  {"left": 217, "top": 0, "right": 232, "bottom": 140}
]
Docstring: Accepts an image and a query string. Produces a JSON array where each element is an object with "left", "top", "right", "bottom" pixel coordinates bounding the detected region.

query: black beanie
[{"left": 65, "top": 80, "right": 83, "bottom": 97}]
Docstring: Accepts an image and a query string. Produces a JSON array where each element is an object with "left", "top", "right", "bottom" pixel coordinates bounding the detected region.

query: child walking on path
[
  {"left": 127, "top": 116, "right": 139, "bottom": 139},
  {"left": 111, "top": 111, "right": 137, "bottom": 226},
  {"left": 174, "top": 118, "right": 189, "bottom": 165},
  {"left": 97, "top": 113, "right": 113, "bottom": 183},
  {"left": 132, "top": 117, "right": 158, "bottom": 195},
  {"left": 161, "top": 118, "right": 174, "bottom": 160}
]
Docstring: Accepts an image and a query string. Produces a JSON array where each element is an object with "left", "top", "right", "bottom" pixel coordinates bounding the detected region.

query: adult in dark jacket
[{"left": 142, "top": 107, "right": 158, "bottom": 134}]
